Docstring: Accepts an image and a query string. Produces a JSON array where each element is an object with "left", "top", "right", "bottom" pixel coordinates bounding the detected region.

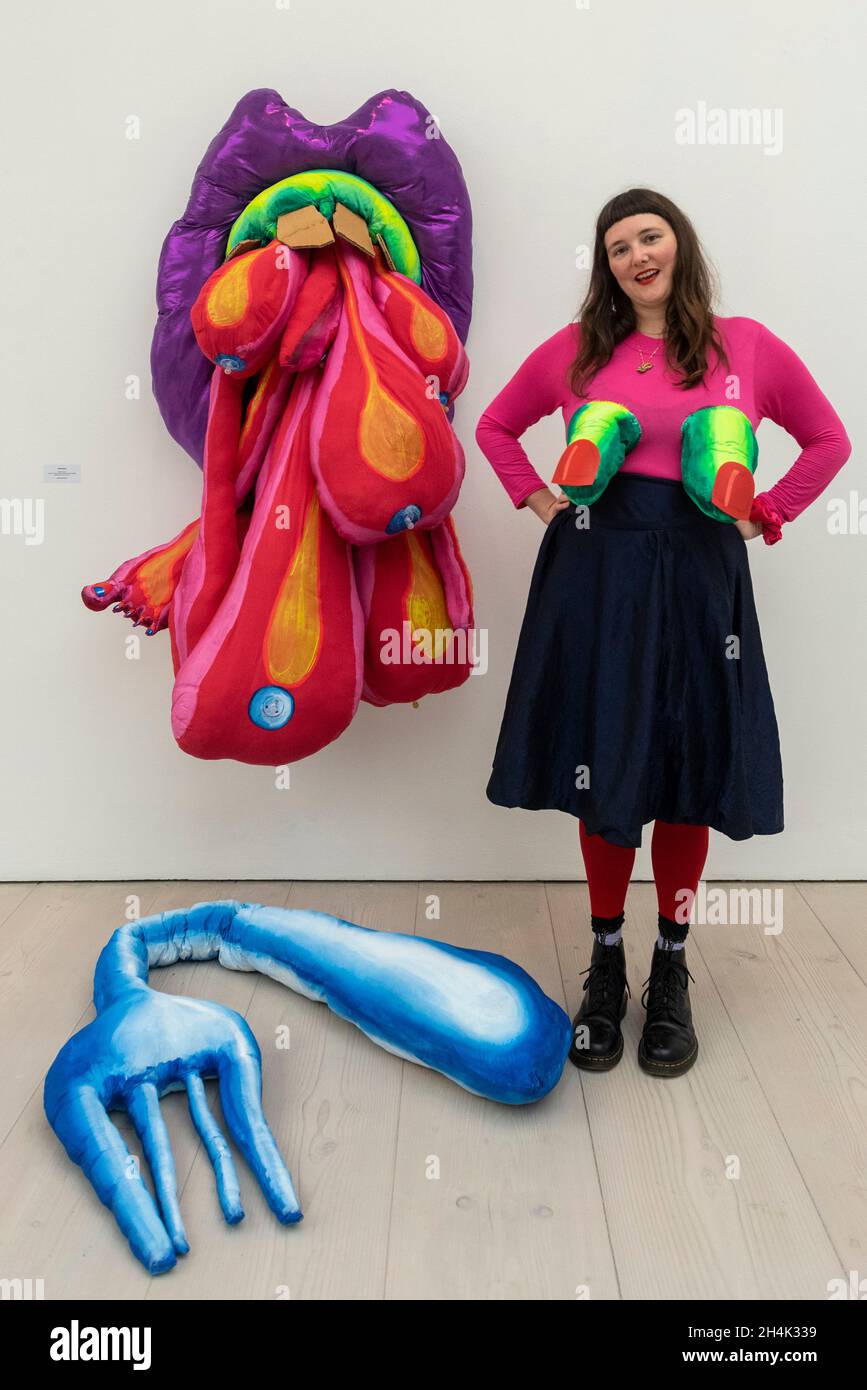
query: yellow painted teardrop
[
  {"left": 337, "top": 247, "right": 425, "bottom": 481},
  {"left": 265, "top": 490, "right": 322, "bottom": 686},
  {"left": 406, "top": 533, "right": 453, "bottom": 661},
  {"left": 240, "top": 358, "right": 276, "bottom": 448},
  {"left": 140, "top": 522, "right": 200, "bottom": 605},
  {"left": 360, "top": 380, "right": 424, "bottom": 480},
  {"left": 409, "top": 301, "right": 447, "bottom": 360},
  {"left": 207, "top": 256, "right": 253, "bottom": 328}
]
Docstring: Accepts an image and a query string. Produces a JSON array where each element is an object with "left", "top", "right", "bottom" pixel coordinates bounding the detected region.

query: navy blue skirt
[{"left": 485, "top": 473, "right": 784, "bottom": 848}]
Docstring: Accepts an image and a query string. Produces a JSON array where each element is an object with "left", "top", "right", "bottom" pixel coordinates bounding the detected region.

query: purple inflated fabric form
[{"left": 152, "top": 88, "right": 474, "bottom": 467}]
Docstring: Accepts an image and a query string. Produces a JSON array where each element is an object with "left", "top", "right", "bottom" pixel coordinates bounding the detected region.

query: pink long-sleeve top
[{"left": 475, "top": 317, "right": 851, "bottom": 525}]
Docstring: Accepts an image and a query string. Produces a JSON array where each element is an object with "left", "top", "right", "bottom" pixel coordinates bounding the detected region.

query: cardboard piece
[
  {"left": 226, "top": 238, "right": 262, "bottom": 261},
  {"left": 375, "top": 234, "right": 397, "bottom": 272},
  {"left": 332, "top": 201, "right": 375, "bottom": 258},
  {"left": 276, "top": 206, "right": 335, "bottom": 249}
]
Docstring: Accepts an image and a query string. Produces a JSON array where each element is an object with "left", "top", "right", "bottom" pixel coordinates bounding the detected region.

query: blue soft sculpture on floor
[{"left": 44, "top": 901, "right": 571, "bottom": 1274}]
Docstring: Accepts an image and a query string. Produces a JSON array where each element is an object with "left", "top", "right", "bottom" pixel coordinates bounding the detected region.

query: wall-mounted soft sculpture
[
  {"left": 44, "top": 900, "right": 572, "bottom": 1274},
  {"left": 81, "top": 90, "right": 474, "bottom": 764}
]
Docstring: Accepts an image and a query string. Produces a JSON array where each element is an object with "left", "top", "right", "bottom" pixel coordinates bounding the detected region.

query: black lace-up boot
[
  {"left": 569, "top": 923, "right": 630, "bottom": 1072},
  {"left": 638, "top": 936, "right": 698, "bottom": 1077}
]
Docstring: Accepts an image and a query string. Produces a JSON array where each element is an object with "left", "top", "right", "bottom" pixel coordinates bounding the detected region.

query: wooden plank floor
[{"left": 0, "top": 880, "right": 863, "bottom": 1301}]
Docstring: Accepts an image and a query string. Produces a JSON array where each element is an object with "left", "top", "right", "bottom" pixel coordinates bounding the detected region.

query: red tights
[{"left": 579, "top": 819, "right": 709, "bottom": 926}]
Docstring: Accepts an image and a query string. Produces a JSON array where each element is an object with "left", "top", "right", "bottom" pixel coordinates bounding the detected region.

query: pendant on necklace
[{"left": 636, "top": 362, "right": 653, "bottom": 373}]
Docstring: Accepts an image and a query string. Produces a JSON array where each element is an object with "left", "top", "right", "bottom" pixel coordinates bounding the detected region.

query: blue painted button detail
[
  {"left": 248, "top": 685, "right": 295, "bottom": 730},
  {"left": 386, "top": 504, "right": 422, "bottom": 535},
  {"left": 216, "top": 353, "right": 246, "bottom": 374}
]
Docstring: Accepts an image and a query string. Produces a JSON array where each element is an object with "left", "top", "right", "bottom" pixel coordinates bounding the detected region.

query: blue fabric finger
[
  {"left": 126, "top": 1081, "right": 189, "bottom": 1256},
  {"left": 185, "top": 1071, "right": 244, "bottom": 1224},
  {"left": 48, "top": 1085, "right": 176, "bottom": 1274},
  {"left": 217, "top": 1050, "right": 302, "bottom": 1224}
]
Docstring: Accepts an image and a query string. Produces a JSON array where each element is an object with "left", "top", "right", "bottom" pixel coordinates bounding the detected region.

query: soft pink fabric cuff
[{"left": 750, "top": 492, "right": 785, "bottom": 545}]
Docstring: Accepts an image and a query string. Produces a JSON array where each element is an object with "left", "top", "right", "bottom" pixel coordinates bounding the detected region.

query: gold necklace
[{"left": 635, "top": 338, "right": 664, "bottom": 373}]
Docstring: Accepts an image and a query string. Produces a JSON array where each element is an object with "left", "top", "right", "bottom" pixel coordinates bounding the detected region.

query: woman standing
[{"left": 476, "top": 188, "right": 851, "bottom": 1079}]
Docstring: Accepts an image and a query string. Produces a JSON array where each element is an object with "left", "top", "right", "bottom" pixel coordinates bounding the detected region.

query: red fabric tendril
[{"left": 749, "top": 492, "right": 785, "bottom": 546}]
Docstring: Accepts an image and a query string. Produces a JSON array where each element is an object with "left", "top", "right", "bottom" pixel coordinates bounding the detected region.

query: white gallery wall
[{"left": 1, "top": 0, "right": 863, "bottom": 880}]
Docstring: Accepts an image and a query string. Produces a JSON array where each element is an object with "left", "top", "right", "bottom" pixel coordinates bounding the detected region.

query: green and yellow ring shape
[{"left": 226, "top": 169, "right": 422, "bottom": 283}]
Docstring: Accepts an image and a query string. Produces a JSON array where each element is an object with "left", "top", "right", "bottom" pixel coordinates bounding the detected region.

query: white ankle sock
[
  {"left": 595, "top": 927, "right": 623, "bottom": 947},
  {"left": 656, "top": 933, "right": 686, "bottom": 951}
]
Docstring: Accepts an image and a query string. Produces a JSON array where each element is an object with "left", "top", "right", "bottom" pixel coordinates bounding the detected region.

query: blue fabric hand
[
  {"left": 44, "top": 906, "right": 300, "bottom": 1274},
  {"left": 45, "top": 899, "right": 571, "bottom": 1275}
]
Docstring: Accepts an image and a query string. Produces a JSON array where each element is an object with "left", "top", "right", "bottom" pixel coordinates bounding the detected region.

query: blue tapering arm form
[{"left": 45, "top": 901, "right": 571, "bottom": 1274}]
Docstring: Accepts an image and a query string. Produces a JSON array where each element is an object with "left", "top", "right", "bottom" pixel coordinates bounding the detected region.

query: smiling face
[{"left": 603, "top": 214, "right": 677, "bottom": 322}]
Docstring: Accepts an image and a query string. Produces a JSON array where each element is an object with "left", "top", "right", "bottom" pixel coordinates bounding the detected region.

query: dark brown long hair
[{"left": 569, "top": 188, "right": 729, "bottom": 397}]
